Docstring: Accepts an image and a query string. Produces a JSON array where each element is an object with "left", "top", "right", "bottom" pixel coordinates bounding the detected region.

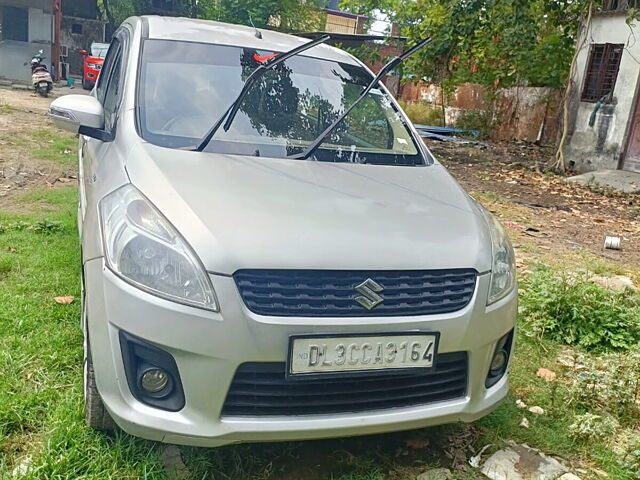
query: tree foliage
[
  {"left": 340, "top": 0, "right": 596, "bottom": 89},
  {"left": 101, "top": 0, "right": 198, "bottom": 30},
  {"left": 101, "top": 0, "right": 326, "bottom": 33},
  {"left": 201, "top": 0, "right": 326, "bottom": 32}
]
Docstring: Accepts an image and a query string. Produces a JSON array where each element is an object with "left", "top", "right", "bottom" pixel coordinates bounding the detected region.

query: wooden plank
[{"left": 622, "top": 155, "right": 640, "bottom": 173}]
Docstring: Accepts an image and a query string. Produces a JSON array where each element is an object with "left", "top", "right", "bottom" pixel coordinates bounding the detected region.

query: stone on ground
[
  {"left": 558, "top": 474, "right": 582, "bottom": 480},
  {"left": 11, "top": 456, "right": 31, "bottom": 477},
  {"left": 590, "top": 274, "right": 637, "bottom": 291},
  {"left": 565, "top": 169, "right": 640, "bottom": 194},
  {"left": 481, "top": 444, "right": 567, "bottom": 480},
  {"left": 416, "top": 468, "right": 452, "bottom": 480}
]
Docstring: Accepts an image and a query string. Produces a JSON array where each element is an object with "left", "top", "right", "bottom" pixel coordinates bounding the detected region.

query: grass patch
[
  {"left": 30, "top": 129, "right": 77, "bottom": 167},
  {"left": 0, "top": 103, "right": 15, "bottom": 114}
]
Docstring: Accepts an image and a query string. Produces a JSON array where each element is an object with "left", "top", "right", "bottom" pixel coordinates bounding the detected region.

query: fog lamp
[
  {"left": 489, "top": 350, "right": 508, "bottom": 375},
  {"left": 140, "top": 367, "right": 170, "bottom": 393}
]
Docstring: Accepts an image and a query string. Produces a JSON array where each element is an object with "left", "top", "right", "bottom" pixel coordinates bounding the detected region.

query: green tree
[
  {"left": 101, "top": 0, "right": 199, "bottom": 31},
  {"left": 340, "top": 0, "right": 595, "bottom": 90},
  {"left": 200, "top": 0, "right": 326, "bottom": 32}
]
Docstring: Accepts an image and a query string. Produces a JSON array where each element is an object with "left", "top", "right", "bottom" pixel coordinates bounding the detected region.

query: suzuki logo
[{"left": 354, "top": 278, "right": 384, "bottom": 310}]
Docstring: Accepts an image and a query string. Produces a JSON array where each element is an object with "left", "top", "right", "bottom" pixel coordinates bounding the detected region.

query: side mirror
[
  {"left": 79, "top": 49, "right": 88, "bottom": 55},
  {"left": 49, "top": 95, "right": 112, "bottom": 141}
]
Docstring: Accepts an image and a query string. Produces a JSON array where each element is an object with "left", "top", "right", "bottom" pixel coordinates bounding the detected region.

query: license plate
[
  {"left": 39, "top": 81, "right": 48, "bottom": 87},
  {"left": 288, "top": 333, "right": 438, "bottom": 377}
]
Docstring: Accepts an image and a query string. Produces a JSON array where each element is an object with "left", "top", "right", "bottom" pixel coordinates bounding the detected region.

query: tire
[
  {"left": 83, "top": 284, "right": 116, "bottom": 431},
  {"left": 38, "top": 87, "right": 48, "bottom": 98}
]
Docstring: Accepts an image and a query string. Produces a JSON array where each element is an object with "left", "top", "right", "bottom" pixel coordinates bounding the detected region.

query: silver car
[{"left": 49, "top": 16, "right": 517, "bottom": 447}]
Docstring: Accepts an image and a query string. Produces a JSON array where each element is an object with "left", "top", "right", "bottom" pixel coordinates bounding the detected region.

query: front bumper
[{"left": 85, "top": 258, "right": 517, "bottom": 447}]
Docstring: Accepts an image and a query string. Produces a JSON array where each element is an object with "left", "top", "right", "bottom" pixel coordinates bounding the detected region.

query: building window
[
  {"left": 71, "top": 23, "right": 83, "bottom": 34},
  {"left": 581, "top": 43, "right": 624, "bottom": 102},
  {"left": 1, "top": 6, "right": 28, "bottom": 42}
]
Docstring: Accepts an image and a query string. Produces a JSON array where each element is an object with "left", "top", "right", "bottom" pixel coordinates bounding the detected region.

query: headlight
[
  {"left": 87, "top": 62, "right": 97, "bottom": 69},
  {"left": 479, "top": 206, "right": 516, "bottom": 305},
  {"left": 100, "top": 185, "right": 218, "bottom": 311}
]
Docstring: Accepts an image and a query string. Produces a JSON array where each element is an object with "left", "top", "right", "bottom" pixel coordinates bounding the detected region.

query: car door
[{"left": 79, "top": 30, "right": 127, "bottom": 238}]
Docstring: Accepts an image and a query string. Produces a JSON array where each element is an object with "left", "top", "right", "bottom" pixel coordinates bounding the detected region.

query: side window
[
  {"left": 95, "top": 38, "right": 120, "bottom": 103},
  {"left": 103, "top": 48, "right": 123, "bottom": 131}
]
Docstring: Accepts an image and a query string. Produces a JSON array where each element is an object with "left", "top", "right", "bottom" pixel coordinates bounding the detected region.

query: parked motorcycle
[{"left": 27, "top": 50, "right": 53, "bottom": 98}]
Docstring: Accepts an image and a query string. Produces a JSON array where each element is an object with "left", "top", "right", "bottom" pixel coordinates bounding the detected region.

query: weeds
[
  {"left": 520, "top": 267, "right": 640, "bottom": 351},
  {"left": 568, "top": 413, "right": 619, "bottom": 443},
  {"left": 0, "top": 219, "right": 64, "bottom": 235},
  {"left": 455, "top": 109, "right": 497, "bottom": 139},
  {"left": 32, "top": 219, "right": 65, "bottom": 234},
  {"left": 398, "top": 100, "right": 444, "bottom": 126}
]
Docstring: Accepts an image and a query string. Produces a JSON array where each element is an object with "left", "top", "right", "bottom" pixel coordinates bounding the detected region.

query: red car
[{"left": 79, "top": 42, "right": 109, "bottom": 90}]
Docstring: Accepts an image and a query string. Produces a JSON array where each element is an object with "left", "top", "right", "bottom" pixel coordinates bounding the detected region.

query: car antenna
[{"left": 249, "top": 14, "right": 262, "bottom": 39}]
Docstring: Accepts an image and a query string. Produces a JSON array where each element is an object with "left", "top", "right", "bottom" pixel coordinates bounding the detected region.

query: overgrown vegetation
[
  {"left": 454, "top": 109, "right": 497, "bottom": 139},
  {"left": 397, "top": 100, "right": 443, "bottom": 126},
  {"left": 520, "top": 266, "right": 640, "bottom": 351}
]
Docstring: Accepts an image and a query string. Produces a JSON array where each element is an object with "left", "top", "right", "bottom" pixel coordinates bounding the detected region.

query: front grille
[
  {"left": 221, "top": 352, "right": 468, "bottom": 416},
  {"left": 234, "top": 270, "right": 477, "bottom": 317}
]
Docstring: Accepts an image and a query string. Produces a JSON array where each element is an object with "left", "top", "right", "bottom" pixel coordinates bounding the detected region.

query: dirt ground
[
  {"left": 0, "top": 87, "right": 81, "bottom": 208},
  {"left": 429, "top": 141, "right": 640, "bottom": 267},
  {"left": 1, "top": 87, "right": 638, "bottom": 268}
]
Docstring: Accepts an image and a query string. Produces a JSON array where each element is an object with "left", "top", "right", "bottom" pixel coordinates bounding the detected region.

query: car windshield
[
  {"left": 137, "top": 40, "right": 426, "bottom": 166},
  {"left": 90, "top": 43, "right": 109, "bottom": 57}
]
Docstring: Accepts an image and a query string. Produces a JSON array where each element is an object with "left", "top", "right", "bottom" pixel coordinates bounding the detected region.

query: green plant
[
  {"left": 566, "top": 351, "right": 640, "bottom": 423},
  {"left": 455, "top": 109, "right": 496, "bottom": 139},
  {"left": 621, "top": 437, "right": 640, "bottom": 478},
  {"left": 32, "top": 220, "right": 64, "bottom": 235},
  {"left": 398, "top": 100, "right": 443, "bottom": 126},
  {"left": 568, "top": 413, "right": 619, "bottom": 443},
  {"left": 520, "top": 267, "right": 640, "bottom": 351}
]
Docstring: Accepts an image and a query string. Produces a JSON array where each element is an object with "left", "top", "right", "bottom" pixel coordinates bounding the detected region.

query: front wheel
[
  {"left": 84, "top": 344, "right": 116, "bottom": 431},
  {"left": 82, "top": 284, "right": 115, "bottom": 431},
  {"left": 38, "top": 87, "right": 48, "bottom": 98}
]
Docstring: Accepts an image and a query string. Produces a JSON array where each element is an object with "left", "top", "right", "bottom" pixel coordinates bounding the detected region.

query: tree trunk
[
  {"left": 552, "top": 0, "right": 594, "bottom": 172},
  {"left": 103, "top": 0, "right": 116, "bottom": 32}
]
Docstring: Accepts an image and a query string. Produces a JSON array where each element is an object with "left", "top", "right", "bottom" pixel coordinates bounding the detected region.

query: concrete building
[
  {"left": 564, "top": 0, "right": 640, "bottom": 173},
  {"left": 0, "top": 0, "right": 53, "bottom": 83},
  {"left": 0, "top": 0, "right": 104, "bottom": 83}
]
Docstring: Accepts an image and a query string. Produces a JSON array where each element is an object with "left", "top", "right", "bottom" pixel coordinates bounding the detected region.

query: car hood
[{"left": 125, "top": 143, "right": 492, "bottom": 274}]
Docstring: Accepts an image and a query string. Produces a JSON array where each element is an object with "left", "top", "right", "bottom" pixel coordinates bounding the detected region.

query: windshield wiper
[
  {"left": 287, "top": 37, "right": 432, "bottom": 161},
  {"left": 192, "top": 34, "right": 331, "bottom": 152}
]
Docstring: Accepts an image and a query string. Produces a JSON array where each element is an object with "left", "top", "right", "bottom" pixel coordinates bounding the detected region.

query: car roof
[{"left": 139, "top": 15, "right": 360, "bottom": 65}]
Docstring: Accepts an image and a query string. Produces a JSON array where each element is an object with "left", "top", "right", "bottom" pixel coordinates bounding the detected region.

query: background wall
[
  {"left": 400, "top": 82, "right": 562, "bottom": 145},
  {"left": 61, "top": 16, "right": 105, "bottom": 77}
]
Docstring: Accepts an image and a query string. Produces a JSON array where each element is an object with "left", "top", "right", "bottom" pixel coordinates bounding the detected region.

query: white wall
[
  {"left": 565, "top": 13, "right": 640, "bottom": 172},
  {"left": 0, "top": 6, "right": 51, "bottom": 82},
  {"left": 28, "top": 8, "right": 51, "bottom": 43}
]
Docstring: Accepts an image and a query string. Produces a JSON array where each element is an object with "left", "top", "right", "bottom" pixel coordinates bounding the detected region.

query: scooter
[{"left": 27, "top": 50, "right": 53, "bottom": 98}]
